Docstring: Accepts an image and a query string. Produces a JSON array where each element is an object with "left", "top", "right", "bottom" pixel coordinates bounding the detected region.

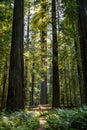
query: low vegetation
[
  {"left": 44, "top": 105, "right": 87, "bottom": 130},
  {"left": 0, "top": 111, "right": 40, "bottom": 130},
  {"left": 0, "top": 106, "right": 87, "bottom": 130}
]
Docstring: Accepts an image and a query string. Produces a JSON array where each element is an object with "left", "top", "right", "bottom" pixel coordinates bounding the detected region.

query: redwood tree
[
  {"left": 77, "top": 0, "right": 87, "bottom": 104},
  {"left": 40, "top": 1, "right": 48, "bottom": 105},
  {"left": 52, "top": 0, "right": 60, "bottom": 108},
  {"left": 6, "top": 0, "right": 25, "bottom": 111},
  {"left": 40, "top": 30, "right": 48, "bottom": 105}
]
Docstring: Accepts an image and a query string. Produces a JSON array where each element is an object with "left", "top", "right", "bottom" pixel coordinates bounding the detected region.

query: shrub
[
  {"left": 0, "top": 111, "right": 40, "bottom": 130},
  {"left": 45, "top": 105, "right": 87, "bottom": 130}
]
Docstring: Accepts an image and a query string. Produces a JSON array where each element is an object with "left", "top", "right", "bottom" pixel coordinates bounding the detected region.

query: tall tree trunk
[
  {"left": 31, "top": 73, "right": 34, "bottom": 106},
  {"left": 40, "top": 1, "right": 48, "bottom": 105},
  {"left": 71, "top": 70, "right": 77, "bottom": 105},
  {"left": 1, "top": 57, "right": 8, "bottom": 111},
  {"left": 24, "top": 7, "right": 30, "bottom": 106},
  {"left": 40, "top": 75, "right": 48, "bottom": 105},
  {"left": 6, "top": 0, "right": 25, "bottom": 111},
  {"left": 40, "top": 30, "right": 48, "bottom": 105},
  {"left": 31, "top": 58, "right": 35, "bottom": 106},
  {"left": 64, "top": 62, "right": 69, "bottom": 106},
  {"left": 74, "top": 39, "right": 83, "bottom": 104},
  {"left": 71, "top": 19, "right": 83, "bottom": 104},
  {"left": 60, "top": 69, "right": 65, "bottom": 106},
  {"left": 52, "top": 0, "right": 60, "bottom": 108},
  {"left": 24, "top": 60, "right": 28, "bottom": 106},
  {"left": 68, "top": 64, "right": 73, "bottom": 106},
  {"left": 77, "top": 0, "right": 87, "bottom": 104}
]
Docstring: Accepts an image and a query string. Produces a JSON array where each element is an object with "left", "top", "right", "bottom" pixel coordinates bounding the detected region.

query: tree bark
[
  {"left": 77, "top": 0, "right": 87, "bottom": 104},
  {"left": 52, "top": 0, "right": 60, "bottom": 108},
  {"left": 40, "top": 30, "right": 48, "bottom": 105},
  {"left": 40, "top": 1, "right": 48, "bottom": 105},
  {"left": 1, "top": 57, "right": 8, "bottom": 111},
  {"left": 31, "top": 58, "right": 35, "bottom": 106},
  {"left": 6, "top": 0, "right": 25, "bottom": 111},
  {"left": 24, "top": 60, "right": 28, "bottom": 106},
  {"left": 24, "top": 7, "right": 30, "bottom": 106}
]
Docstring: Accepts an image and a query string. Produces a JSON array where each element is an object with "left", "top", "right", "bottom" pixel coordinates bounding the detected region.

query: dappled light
[{"left": 0, "top": 0, "right": 87, "bottom": 129}]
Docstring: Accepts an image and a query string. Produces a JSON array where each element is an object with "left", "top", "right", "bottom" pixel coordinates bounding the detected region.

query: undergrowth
[
  {"left": 0, "top": 105, "right": 87, "bottom": 130},
  {"left": 0, "top": 111, "right": 40, "bottom": 130},
  {"left": 44, "top": 105, "right": 87, "bottom": 130}
]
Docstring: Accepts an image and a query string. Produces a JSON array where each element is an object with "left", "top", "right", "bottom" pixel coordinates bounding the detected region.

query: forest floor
[
  {"left": 30, "top": 105, "right": 52, "bottom": 111},
  {"left": 30, "top": 105, "right": 51, "bottom": 130},
  {"left": 37, "top": 117, "right": 46, "bottom": 130}
]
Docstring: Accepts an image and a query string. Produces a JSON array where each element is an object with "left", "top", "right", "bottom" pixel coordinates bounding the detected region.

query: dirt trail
[
  {"left": 37, "top": 117, "right": 46, "bottom": 130},
  {"left": 37, "top": 126, "right": 45, "bottom": 130},
  {"left": 30, "top": 105, "right": 51, "bottom": 130}
]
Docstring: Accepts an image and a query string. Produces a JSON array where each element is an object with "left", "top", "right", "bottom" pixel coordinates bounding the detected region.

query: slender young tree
[
  {"left": 52, "top": 0, "right": 60, "bottom": 108},
  {"left": 31, "top": 56, "right": 35, "bottom": 106},
  {"left": 6, "top": 0, "right": 25, "bottom": 111}
]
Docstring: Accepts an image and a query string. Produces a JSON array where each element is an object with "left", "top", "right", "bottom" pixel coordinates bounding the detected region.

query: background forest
[
  {"left": 0, "top": 0, "right": 87, "bottom": 111},
  {"left": 0, "top": 0, "right": 84, "bottom": 109},
  {"left": 0, "top": 0, "right": 87, "bottom": 130}
]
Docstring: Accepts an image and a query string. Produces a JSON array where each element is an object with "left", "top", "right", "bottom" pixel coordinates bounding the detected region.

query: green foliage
[
  {"left": 0, "top": 1, "right": 12, "bottom": 106},
  {"left": 45, "top": 105, "right": 87, "bottom": 130},
  {"left": 0, "top": 111, "right": 40, "bottom": 130},
  {"left": 39, "top": 111, "right": 49, "bottom": 118},
  {"left": 0, "top": 0, "right": 82, "bottom": 108},
  {"left": 0, "top": 3, "right": 12, "bottom": 56}
]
